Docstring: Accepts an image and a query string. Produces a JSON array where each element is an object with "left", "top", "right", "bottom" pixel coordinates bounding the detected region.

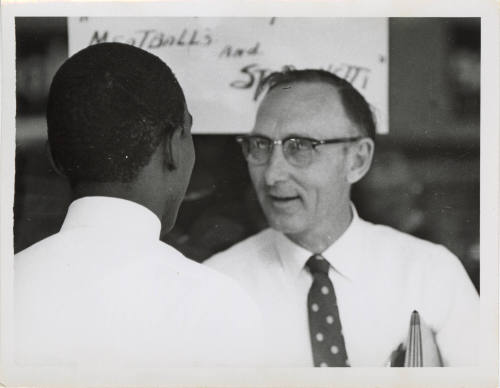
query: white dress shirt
[
  {"left": 14, "top": 197, "right": 265, "bottom": 384},
  {"left": 205, "top": 207, "right": 479, "bottom": 367}
]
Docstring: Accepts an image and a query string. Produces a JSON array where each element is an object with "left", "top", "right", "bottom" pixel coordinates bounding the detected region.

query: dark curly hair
[
  {"left": 47, "top": 42, "right": 186, "bottom": 185},
  {"left": 256, "top": 68, "right": 376, "bottom": 140}
]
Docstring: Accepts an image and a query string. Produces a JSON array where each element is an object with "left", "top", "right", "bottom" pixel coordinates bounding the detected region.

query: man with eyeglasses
[{"left": 205, "top": 69, "right": 478, "bottom": 367}]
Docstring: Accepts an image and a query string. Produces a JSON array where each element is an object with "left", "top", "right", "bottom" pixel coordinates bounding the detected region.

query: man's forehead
[
  {"left": 254, "top": 81, "right": 354, "bottom": 137},
  {"left": 266, "top": 80, "right": 339, "bottom": 99}
]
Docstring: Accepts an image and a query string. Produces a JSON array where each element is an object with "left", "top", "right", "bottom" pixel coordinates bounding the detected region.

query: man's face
[
  {"left": 161, "top": 105, "right": 195, "bottom": 231},
  {"left": 176, "top": 106, "right": 195, "bottom": 192},
  {"left": 249, "top": 81, "right": 359, "bottom": 240}
]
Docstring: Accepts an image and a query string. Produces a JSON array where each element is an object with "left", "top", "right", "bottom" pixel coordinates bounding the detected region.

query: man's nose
[{"left": 264, "top": 145, "right": 290, "bottom": 186}]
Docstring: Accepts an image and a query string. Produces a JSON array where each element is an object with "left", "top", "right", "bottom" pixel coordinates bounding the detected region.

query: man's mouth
[{"left": 268, "top": 194, "right": 300, "bottom": 203}]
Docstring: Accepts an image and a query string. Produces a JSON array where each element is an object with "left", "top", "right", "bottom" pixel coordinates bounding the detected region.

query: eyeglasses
[{"left": 236, "top": 134, "right": 364, "bottom": 167}]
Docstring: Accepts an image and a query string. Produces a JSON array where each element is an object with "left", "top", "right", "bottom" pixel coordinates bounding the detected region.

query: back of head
[
  {"left": 257, "top": 69, "right": 376, "bottom": 141},
  {"left": 47, "top": 42, "right": 186, "bottom": 185}
]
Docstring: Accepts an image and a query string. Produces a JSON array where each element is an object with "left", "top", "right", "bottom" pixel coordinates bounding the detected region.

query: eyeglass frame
[{"left": 235, "top": 134, "right": 365, "bottom": 167}]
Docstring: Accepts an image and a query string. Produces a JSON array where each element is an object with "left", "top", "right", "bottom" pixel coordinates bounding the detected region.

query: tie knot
[{"left": 306, "top": 254, "right": 330, "bottom": 275}]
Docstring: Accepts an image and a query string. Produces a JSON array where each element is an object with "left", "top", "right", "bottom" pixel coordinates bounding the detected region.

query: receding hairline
[
  {"left": 261, "top": 80, "right": 358, "bottom": 127},
  {"left": 265, "top": 79, "right": 346, "bottom": 101},
  {"left": 261, "top": 78, "right": 373, "bottom": 138}
]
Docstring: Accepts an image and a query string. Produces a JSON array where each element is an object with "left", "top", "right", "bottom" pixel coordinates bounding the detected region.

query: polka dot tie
[{"left": 306, "top": 254, "right": 349, "bottom": 367}]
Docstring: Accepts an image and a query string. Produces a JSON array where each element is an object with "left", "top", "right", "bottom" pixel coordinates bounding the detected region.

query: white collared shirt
[
  {"left": 14, "top": 197, "right": 265, "bottom": 383},
  {"left": 205, "top": 208, "right": 479, "bottom": 367}
]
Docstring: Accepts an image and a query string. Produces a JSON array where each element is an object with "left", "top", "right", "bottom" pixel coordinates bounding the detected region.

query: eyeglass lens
[{"left": 244, "top": 137, "right": 315, "bottom": 167}]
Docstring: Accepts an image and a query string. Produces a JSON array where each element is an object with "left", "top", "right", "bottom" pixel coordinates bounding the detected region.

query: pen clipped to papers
[
  {"left": 404, "top": 310, "right": 423, "bottom": 367},
  {"left": 387, "top": 310, "right": 443, "bottom": 367}
]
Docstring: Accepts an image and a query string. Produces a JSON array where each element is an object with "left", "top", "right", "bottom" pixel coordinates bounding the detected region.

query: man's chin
[{"left": 266, "top": 215, "right": 305, "bottom": 235}]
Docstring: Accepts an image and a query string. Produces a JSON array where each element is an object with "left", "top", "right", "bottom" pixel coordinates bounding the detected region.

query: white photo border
[{"left": 0, "top": 1, "right": 498, "bottom": 387}]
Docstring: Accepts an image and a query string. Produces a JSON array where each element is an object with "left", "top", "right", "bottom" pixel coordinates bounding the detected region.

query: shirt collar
[
  {"left": 60, "top": 196, "right": 162, "bottom": 240},
  {"left": 274, "top": 204, "right": 364, "bottom": 282}
]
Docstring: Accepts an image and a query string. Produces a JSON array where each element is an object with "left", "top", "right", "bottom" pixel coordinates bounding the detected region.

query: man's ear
[
  {"left": 346, "top": 137, "right": 375, "bottom": 184},
  {"left": 45, "top": 141, "right": 66, "bottom": 177},
  {"left": 161, "top": 130, "right": 177, "bottom": 171}
]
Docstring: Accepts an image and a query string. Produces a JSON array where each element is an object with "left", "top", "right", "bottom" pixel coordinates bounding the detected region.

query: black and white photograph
[{"left": 0, "top": 1, "right": 498, "bottom": 387}]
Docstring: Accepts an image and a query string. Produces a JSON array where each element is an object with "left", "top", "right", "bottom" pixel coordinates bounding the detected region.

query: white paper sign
[{"left": 68, "top": 17, "right": 388, "bottom": 134}]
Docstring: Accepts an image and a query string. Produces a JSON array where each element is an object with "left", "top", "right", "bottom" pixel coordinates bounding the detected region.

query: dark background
[{"left": 14, "top": 17, "right": 480, "bottom": 291}]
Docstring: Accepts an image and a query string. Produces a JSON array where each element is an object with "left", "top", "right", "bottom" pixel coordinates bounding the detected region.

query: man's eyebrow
[
  {"left": 249, "top": 133, "right": 272, "bottom": 139},
  {"left": 250, "top": 133, "right": 312, "bottom": 140},
  {"left": 283, "top": 133, "right": 314, "bottom": 139}
]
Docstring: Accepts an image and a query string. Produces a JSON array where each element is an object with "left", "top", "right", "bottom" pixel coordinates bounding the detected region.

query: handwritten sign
[{"left": 68, "top": 17, "right": 388, "bottom": 134}]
